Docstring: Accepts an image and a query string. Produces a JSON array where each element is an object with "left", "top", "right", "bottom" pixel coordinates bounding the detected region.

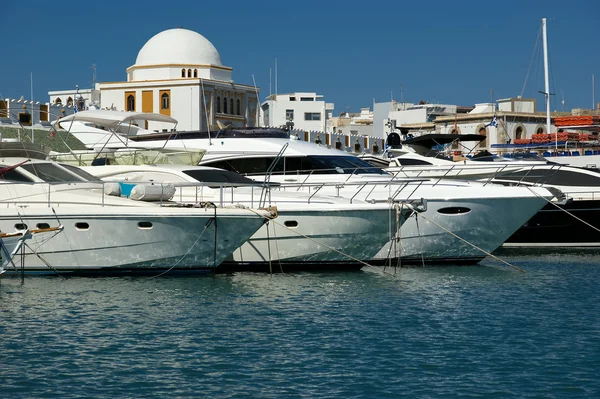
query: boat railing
[
  {"left": 266, "top": 178, "right": 429, "bottom": 204},
  {"left": 0, "top": 180, "right": 281, "bottom": 209},
  {"left": 387, "top": 162, "right": 569, "bottom": 187}
]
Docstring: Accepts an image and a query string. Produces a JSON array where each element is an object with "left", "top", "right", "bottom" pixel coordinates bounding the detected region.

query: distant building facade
[
  {"left": 49, "top": 28, "right": 260, "bottom": 131},
  {"left": 0, "top": 98, "right": 76, "bottom": 127},
  {"left": 331, "top": 107, "right": 374, "bottom": 136},
  {"left": 371, "top": 97, "right": 563, "bottom": 151},
  {"left": 261, "top": 92, "right": 334, "bottom": 132}
]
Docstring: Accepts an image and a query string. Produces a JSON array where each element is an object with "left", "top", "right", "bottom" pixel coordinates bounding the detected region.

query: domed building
[{"left": 51, "top": 27, "right": 259, "bottom": 131}]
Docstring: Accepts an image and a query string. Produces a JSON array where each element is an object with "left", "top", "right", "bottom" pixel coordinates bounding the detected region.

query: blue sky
[{"left": 1, "top": 0, "right": 598, "bottom": 114}]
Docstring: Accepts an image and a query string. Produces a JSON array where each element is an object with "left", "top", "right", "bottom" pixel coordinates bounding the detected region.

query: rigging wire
[{"left": 520, "top": 24, "right": 543, "bottom": 99}]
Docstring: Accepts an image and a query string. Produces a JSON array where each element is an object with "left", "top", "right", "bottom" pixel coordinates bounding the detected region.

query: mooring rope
[
  {"left": 23, "top": 242, "right": 68, "bottom": 279},
  {"left": 526, "top": 187, "right": 600, "bottom": 234},
  {"left": 246, "top": 208, "right": 379, "bottom": 269},
  {"left": 148, "top": 216, "right": 213, "bottom": 278},
  {"left": 411, "top": 210, "right": 525, "bottom": 273}
]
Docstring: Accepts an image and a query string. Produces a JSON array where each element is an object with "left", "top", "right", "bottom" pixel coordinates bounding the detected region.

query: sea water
[{"left": 0, "top": 252, "right": 598, "bottom": 398}]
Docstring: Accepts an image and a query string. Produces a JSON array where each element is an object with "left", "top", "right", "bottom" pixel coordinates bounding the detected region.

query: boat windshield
[
  {"left": 20, "top": 163, "right": 100, "bottom": 182},
  {"left": 470, "top": 153, "right": 547, "bottom": 162},
  {"left": 182, "top": 169, "right": 268, "bottom": 186},
  {"left": 204, "top": 155, "right": 388, "bottom": 176}
]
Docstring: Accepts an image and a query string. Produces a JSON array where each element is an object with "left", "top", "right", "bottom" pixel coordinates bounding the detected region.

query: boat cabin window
[
  {"left": 0, "top": 167, "right": 34, "bottom": 182},
  {"left": 60, "top": 164, "right": 102, "bottom": 181},
  {"left": 183, "top": 169, "right": 265, "bottom": 186},
  {"left": 362, "top": 157, "right": 391, "bottom": 169},
  {"left": 496, "top": 169, "right": 600, "bottom": 187},
  {"left": 204, "top": 155, "right": 387, "bottom": 176},
  {"left": 395, "top": 159, "right": 434, "bottom": 166},
  {"left": 20, "top": 163, "right": 97, "bottom": 182}
]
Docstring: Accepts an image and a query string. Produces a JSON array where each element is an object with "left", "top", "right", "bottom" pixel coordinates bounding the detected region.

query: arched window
[
  {"left": 479, "top": 127, "right": 488, "bottom": 147},
  {"left": 193, "top": 69, "right": 198, "bottom": 78},
  {"left": 223, "top": 97, "right": 228, "bottom": 114},
  {"left": 66, "top": 97, "right": 73, "bottom": 107},
  {"left": 537, "top": 127, "right": 545, "bottom": 134},
  {"left": 230, "top": 98, "right": 234, "bottom": 115},
  {"left": 516, "top": 126, "right": 524, "bottom": 140},
  {"left": 187, "top": 69, "right": 192, "bottom": 77},
  {"left": 55, "top": 98, "right": 62, "bottom": 105},
  {"left": 127, "top": 95, "right": 135, "bottom": 111},
  {"left": 236, "top": 99, "right": 241, "bottom": 115},
  {"left": 181, "top": 69, "right": 186, "bottom": 78},
  {"left": 161, "top": 92, "right": 169, "bottom": 110},
  {"left": 216, "top": 96, "right": 221, "bottom": 113}
]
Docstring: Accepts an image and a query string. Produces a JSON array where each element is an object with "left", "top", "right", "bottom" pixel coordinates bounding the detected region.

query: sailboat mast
[{"left": 542, "top": 18, "right": 552, "bottom": 145}]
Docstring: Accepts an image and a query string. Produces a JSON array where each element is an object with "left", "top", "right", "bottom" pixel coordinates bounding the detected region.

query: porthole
[
  {"left": 14, "top": 223, "right": 28, "bottom": 230},
  {"left": 36, "top": 223, "right": 50, "bottom": 229},
  {"left": 437, "top": 207, "right": 471, "bottom": 215},
  {"left": 138, "top": 221, "right": 153, "bottom": 229},
  {"left": 284, "top": 220, "right": 298, "bottom": 228},
  {"left": 75, "top": 222, "right": 90, "bottom": 230}
]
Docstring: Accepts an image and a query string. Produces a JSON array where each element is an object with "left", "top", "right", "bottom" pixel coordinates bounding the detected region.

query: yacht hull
[
  {"left": 503, "top": 198, "right": 600, "bottom": 247},
  {"left": 0, "top": 208, "right": 267, "bottom": 275},
  {"left": 220, "top": 206, "right": 408, "bottom": 271},
  {"left": 374, "top": 196, "right": 548, "bottom": 264}
]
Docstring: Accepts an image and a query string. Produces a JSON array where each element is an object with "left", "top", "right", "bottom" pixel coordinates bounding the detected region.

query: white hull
[
  {"left": 375, "top": 195, "right": 547, "bottom": 263},
  {"left": 77, "top": 165, "right": 413, "bottom": 268},
  {"left": 227, "top": 206, "right": 402, "bottom": 266},
  {"left": 0, "top": 207, "right": 267, "bottom": 274},
  {"left": 269, "top": 178, "right": 552, "bottom": 264}
]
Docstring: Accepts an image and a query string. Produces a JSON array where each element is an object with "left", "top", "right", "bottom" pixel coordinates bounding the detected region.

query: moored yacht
[
  {"left": 80, "top": 164, "right": 415, "bottom": 271},
  {"left": 58, "top": 111, "right": 559, "bottom": 262},
  {"left": 363, "top": 132, "right": 600, "bottom": 248},
  {"left": 122, "top": 128, "right": 556, "bottom": 265},
  {"left": 0, "top": 158, "right": 272, "bottom": 275}
]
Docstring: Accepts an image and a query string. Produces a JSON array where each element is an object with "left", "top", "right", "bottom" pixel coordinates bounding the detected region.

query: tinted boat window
[
  {"left": 182, "top": 169, "right": 263, "bottom": 185},
  {"left": 362, "top": 157, "right": 391, "bottom": 169},
  {"left": 396, "top": 159, "right": 434, "bottom": 166},
  {"left": 205, "top": 156, "right": 387, "bottom": 176},
  {"left": 21, "top": 163, "right": 84, "bottom": 182},
  {"left": 0, "top": 167, "right": 33, "bottom": 182},
  {"left": 496, "top": 169, "right": 600, "bottom": 186},
  {"left": 60, "top": 164, "right": 102, "bottom": 182}
]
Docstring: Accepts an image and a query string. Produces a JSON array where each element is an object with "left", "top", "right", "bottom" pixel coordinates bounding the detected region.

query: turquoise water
[{"left": 1, "top": 253, "right": 599, "bottom": 398}]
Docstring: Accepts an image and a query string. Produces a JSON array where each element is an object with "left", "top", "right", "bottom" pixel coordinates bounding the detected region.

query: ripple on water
[{"left": 1, "top": 256, "right": 599, "bottom": 398}]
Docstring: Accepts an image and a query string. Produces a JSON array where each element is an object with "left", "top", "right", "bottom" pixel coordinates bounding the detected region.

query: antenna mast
[
  {"left": 30, "top": 72, "right": 34, "bottom": 143},
  {"left": 542, "top": 18, "right": 552, "bottom": 145}
]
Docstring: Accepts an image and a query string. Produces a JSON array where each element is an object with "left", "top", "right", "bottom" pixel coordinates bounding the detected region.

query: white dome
[{"left": 135, "top": 28, "right": 222, "bottom": 67}]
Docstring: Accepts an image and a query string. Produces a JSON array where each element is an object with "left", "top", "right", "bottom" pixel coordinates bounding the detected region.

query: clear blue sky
[{"left": 1, "top": 0, "right": 598, "bottom": 114}]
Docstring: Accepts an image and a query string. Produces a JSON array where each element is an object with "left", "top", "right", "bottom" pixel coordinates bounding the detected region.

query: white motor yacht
[
  {"left": 59, "top": 111, "right": 558, "bottom": 264},
  {"left": 0, "top": 158, "right": 271, "bottom": 275},
  {"left": 121, "top": 128, "right": 556, "bottom": 265},
  {"left": 361, "top": 132, "right": 600, "bottom": 248},
  {"left": 80, "top": 164, "right": 415, "bottom": 271}
]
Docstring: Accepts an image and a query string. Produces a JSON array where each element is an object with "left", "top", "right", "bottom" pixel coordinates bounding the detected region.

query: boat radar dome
[{"left": 386, "top": 132, "right": 402, "bottom": 148}]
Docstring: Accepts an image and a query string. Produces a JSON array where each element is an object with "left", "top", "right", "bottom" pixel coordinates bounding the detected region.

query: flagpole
[
  {"left": 30, "top": 72, "right": 34, "bottom": 143},
  {"left": 542, "top": 18, "right": 554, "bottom": 151}
]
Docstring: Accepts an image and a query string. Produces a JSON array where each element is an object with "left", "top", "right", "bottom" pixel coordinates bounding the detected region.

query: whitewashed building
[
  {"left": 261, "top": 92, "right": 334, "bottom": 132},
  {"left": 49, "top": 28, "right": 260, "bottom": 131},
  {"left": 48, "top": 87, "right": 100, "bottom": 111},
  {"left": 0, "top": 97, "right": 76, "bottom": 127},
  {"left": 331, "top": 108, "right": 374, "bottom": 136}
]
